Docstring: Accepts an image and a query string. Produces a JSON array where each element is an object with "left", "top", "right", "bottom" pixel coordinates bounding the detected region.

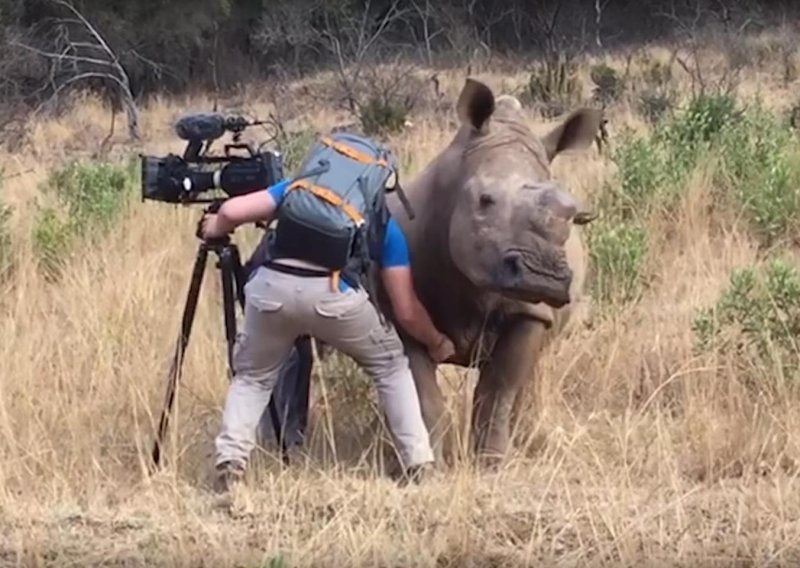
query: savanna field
[{"left": 4, "top": 29, "right": 800, "bottom": 567}]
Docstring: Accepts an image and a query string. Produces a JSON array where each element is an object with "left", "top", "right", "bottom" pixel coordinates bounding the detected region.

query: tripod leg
[
  {"left": 228, "top": 243, "right": 246, "bottom": 311},
  {"left": 294, "top": 336, "right": 313, "bottom": 443},
  {"left": 151, "top": 243, "right": 209, "bottom": 471},
  {"left": 218, "top": 247, "right": 238, "bottom": 373}
]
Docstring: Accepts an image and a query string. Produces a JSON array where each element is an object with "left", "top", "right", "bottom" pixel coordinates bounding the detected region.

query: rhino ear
[
  {"left": 542, "top": 108, "right": 603, "bottom": 162},
  {"left": 457, "top": 78, "right": 495, "bottom": 132}
]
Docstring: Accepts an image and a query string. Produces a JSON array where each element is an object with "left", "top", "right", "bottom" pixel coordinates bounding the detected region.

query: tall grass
[
  {"left": 2, "top": 41, "right": 800, "bottom": 565},
  {"left": 0, "top": 168, "right": 12, "bottom": 280}
]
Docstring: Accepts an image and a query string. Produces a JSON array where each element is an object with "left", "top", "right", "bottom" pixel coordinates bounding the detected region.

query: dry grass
[{"left": 2, "top": 34, "right": 800, "bottom": 566}]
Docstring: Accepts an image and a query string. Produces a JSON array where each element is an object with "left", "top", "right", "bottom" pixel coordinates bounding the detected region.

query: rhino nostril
[{"left": 503, "top": 252, "right": 523, "bottom": 277}]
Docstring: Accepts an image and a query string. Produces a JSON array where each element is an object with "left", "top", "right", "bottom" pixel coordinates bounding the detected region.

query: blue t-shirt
[{"left": 266, "top": 180, "right": 410, "bottom": 288}]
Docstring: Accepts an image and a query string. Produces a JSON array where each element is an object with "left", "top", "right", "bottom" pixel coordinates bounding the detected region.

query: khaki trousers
[{"left": 215, "top": 265, "right": 434, "bottom": 470}]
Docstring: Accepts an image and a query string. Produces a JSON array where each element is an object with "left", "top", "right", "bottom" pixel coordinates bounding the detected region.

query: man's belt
[{"left": 264, "top": 261, "right": 331, "bottom": 278}]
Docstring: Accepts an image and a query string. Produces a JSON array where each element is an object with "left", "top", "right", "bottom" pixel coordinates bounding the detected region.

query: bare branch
[
  {"left": 11, "top": 40, "right": 119, "bottom": 69},
  {"left": 15, "top": 0, "right": 142, "bottom": 140}
]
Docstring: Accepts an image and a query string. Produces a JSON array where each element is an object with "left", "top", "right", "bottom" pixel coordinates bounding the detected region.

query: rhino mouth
[{"left": 491, "top": 247, "right": 572, "bottom": 307}]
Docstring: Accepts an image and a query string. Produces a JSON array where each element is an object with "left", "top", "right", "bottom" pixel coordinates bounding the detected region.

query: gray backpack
[{"left": 270, "top": 131, "right": 412, "bottom": 289}]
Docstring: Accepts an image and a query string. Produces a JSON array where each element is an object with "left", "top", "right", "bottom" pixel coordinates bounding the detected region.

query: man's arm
[
  {"left": 201, "top": 179, "right": 289, "bottom": 238},
  {"left": 382, "top": 266, "right": 450, "bottom": 351},
  {"left": 379, "top": 218, "right": 455, "bottom": 362}
]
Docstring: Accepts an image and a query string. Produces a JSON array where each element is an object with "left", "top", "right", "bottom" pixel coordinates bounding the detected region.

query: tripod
[{"left": 149, "top": 206, "right": 300, "bottom": 472}]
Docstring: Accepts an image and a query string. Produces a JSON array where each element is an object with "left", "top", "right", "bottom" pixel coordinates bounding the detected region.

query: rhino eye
[{"left": 479, "top": 194, "right": 495, "bottom": 208}]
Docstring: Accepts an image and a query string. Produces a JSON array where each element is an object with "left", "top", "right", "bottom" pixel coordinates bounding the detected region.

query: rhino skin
[{"left": 378, "top": 77, "right": 602, "bottom": 466}]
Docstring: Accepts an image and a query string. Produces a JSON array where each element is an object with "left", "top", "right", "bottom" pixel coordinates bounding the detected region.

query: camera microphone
[{"left": 174, "top": 112, "right": 226, "bottom": 142}]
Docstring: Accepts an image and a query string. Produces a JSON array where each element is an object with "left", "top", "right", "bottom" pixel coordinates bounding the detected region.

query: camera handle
[{"left": 149, "top": 206, "right": 295, "bottom": 473}]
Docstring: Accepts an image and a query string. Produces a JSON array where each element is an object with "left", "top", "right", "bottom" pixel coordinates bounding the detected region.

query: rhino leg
[
  {"left": 471, "top": 318, "right": 546, "bottom": 466},
  {"left": 406, "top": 342, "right": 453, "bottom": 466}
]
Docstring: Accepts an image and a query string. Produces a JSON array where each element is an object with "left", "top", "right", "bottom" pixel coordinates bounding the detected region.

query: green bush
[
  {"left": 692, "top": 257, "right": 800, "bottom": 379},
  {"left": 277, "top": 128, "right": 317, "bottom": 173},
  {"left": 659, "top": 93, "right": 740, "bottom": 152},
  {"left": 263, "top": 554, "right": 287, "bottom": 568},
  {"left": 604, "top": 92, "right": 800, "bottom": 243},
  {"left": 49, "top": 159, "right": 134, "bottom": 230},
  {"left": 32, "top": 159, "right": 136, "bottom": 278},
  {"left": 589, "top": 93, "right": 741, "bottom": 307},
  {"left": 604, "top": 133, "right": 667, "bottom": 216},
  {"left": 714, "top": 103, "right": 800, "bottom": 245},
  {"left": 607, "top": 97, "right": 740, "bottom": 216},
  {"left": 32, "top": 208, "right": 72, "bottom": 280},
  {"left": 599, "top": 124, "right": 690, "bottom": 220},
  {"left": 587, "top": 219, "right": 649, "bottom": 306},
  {"left": 590, "top": 92, "right": 800, "bottom": 318}
]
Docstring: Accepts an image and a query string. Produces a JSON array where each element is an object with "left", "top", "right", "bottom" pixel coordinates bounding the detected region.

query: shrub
[
  {"left": 638, "top": 91, "right": 674, "bottom": 125},
  {"left": 590, "top": 93, "right": 800, "bottom": 310},
  {"left": 588, "top": 94, "right": 740, "bottom": 308},
  {"left": 714, "top": 103, "right": 800, "bottom": 246},
  {"left": 587, "top": 218, "right": 649, "bottom": 307},
  {"left": 359, "top": 95, "right": 411, "bottom": 137},
  {"left": 634, "top": 56, "right": 676, "bottom": 124},
  {"left": 33, "top": 159, "right": 136, "bottom": 278},
  {"left": 604, "top": 133, "right": 667, "bottom": 216},
  {"left": 523, "top": 54, "right": 581, "bottom": 116},
  {"left": 590, "top": 63, "right": 624, "bottom": 105},
  {"left": 659, "top": 92, "right": 740, "bottom": 153},
  {"left": 605, "top": 92, "right": 743, "bottom": 219},
  {"left": 641, "top": 59, "right": 673, "bottom": 91},
  {"left": 693, "top": 257, "right": 800, "bottom": 380},
  {"left": 277, "top": 128, "right": 317, "bottom": 173},
  {"left": 49, "top": 159, "right": 134, "bottom": 230},
  {"left": 32, "top": 208, "right": 73, "bottom": 280},
  {"left": 600, "top": 125, "right": 688, "bottom": 220}
]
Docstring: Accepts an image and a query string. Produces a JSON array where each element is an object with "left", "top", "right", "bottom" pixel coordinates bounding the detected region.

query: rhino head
[{"left": 445, "top": 79, "right": 600, "bottom": 309}]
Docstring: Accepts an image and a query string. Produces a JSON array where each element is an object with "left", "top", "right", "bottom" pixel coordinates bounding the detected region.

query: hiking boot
[
  {"left": 399, "top": 462, "right": 433, "bottom": 486},
  {"left": 213, "top": 460, "right": 245, "bottom": 494}
]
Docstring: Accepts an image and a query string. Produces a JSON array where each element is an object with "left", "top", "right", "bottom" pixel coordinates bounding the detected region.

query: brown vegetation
[{"left": 2, "top": 20, "right": 800, "bottom": 567}]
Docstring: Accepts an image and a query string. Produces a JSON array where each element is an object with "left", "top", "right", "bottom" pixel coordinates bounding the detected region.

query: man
[{"left": 201, "top": 177, "right": 455, "bottom": 492}]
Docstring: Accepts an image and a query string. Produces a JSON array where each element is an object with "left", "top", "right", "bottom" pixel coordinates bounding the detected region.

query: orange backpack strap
[
  {"left": 330, "top": 270, "right": 341, "bottom": 292},
  {"left": 287, "top": 179, "right": 365, "bottom": 227},
  {"left": 321, "top": 136, "right": 389, "bottom": 168}
]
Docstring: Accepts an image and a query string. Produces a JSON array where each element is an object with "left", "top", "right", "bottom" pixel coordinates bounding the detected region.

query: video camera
[{"left": 140, "top": 112, "right": 284, "bottom": 205}]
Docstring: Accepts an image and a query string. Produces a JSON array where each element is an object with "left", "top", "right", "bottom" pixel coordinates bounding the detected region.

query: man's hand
[
  {"left": 200, "top": 213, "right": 229, "bottom": 239},
  {"left": 199, "top": 188, "right": 281, "bottom": 240},
  {"left": 428, "top": 334, "right": 456, "bottom": 363}
]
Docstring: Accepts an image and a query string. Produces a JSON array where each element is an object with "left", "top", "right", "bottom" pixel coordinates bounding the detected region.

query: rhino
[{"left": 257, "top": 78, "right": 602, "bottom": 466}]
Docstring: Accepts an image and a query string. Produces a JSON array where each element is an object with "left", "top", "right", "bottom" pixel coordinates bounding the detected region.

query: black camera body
[{"left": 140, "top": 112, "right": 284, "bottom": 205}]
